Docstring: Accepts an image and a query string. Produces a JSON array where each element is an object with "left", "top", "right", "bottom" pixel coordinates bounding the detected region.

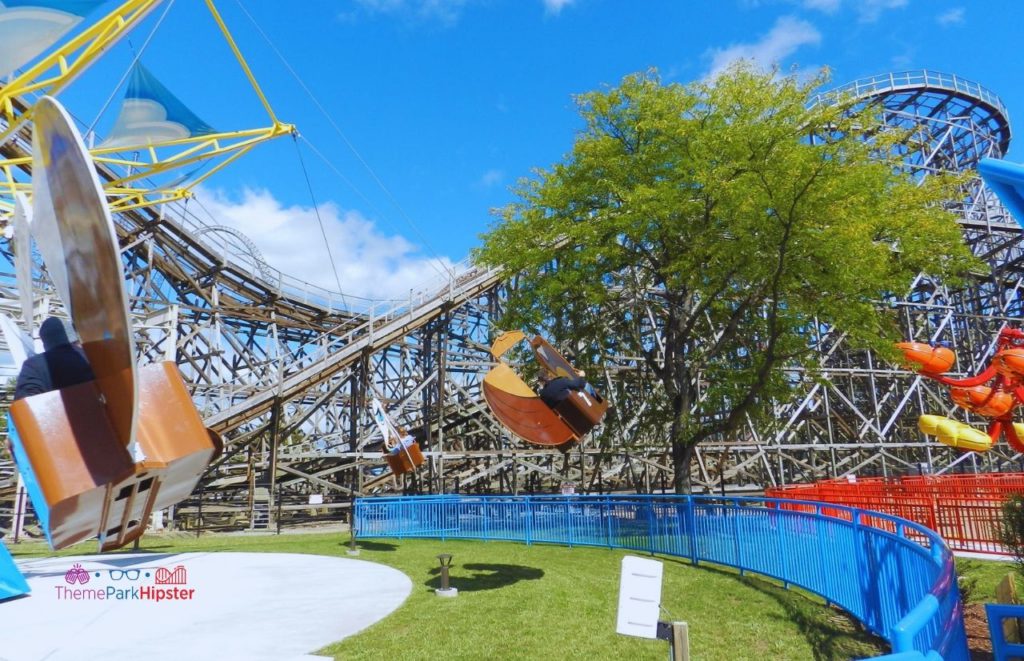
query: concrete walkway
[{"left": 1, "top": 552, "right": 411, "bottom": 661}]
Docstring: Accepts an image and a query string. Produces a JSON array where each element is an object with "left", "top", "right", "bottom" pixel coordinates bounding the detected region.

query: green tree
[{"left": 476, "top": 65, "right": 980, "bottom": 493}]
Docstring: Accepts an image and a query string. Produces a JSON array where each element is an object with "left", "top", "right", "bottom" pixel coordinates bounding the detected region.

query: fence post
[
  {"left": 853, "top": 508, "right": 879, "bottom": 628},
  {"left": 778, "top": 503, "right": 790, "bottom": 589},
  {"left": 526, "top": 496, "right": 533, "bottom": 546},
  {"left": 686, "top": 497, "right": 698, "bottom": 565},
  {"left": 732, "top": 500, "right": 744, "bottom": 576},
  {"left": 674, "top": 621, "right": 690, "bottom": 661},
  {"left": 568, "top": 496, "right": 575, "bottom": 548},
  {"left": 646, "top": 498, "right": 656, "bottom": 555},
  {"left": 813, "top": 505, "right": 830, "bottom": 599},
  {"left": 605, "top": 495, "right": 613, "bottom": 548}
]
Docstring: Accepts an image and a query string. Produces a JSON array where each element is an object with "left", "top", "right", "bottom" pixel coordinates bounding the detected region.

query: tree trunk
[{"left": 672, "top": 441, "right": 696, "bottom": 494}]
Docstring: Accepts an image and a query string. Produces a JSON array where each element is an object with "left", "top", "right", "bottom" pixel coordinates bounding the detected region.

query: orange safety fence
[{"left": 766, "top": 473, "right": 1024, "bottom": 555}]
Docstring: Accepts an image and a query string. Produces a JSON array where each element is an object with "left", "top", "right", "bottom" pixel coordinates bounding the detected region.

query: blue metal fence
[
  {"left": 984, "top": 603, "right": 1024, "bottom": 661},
  {"left": 355, "top": 494, "right": 967, "bottom": 660}
]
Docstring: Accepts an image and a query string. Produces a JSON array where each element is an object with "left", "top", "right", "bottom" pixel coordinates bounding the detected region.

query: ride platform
[{"left": 2, "top": 551, "right": 411, "bottom": 660}]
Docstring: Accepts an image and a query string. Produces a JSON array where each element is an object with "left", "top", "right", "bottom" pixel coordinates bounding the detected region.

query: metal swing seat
[
  {"left": 482, "top": 332, "right": 609, "bottom": 452},
  {"left": 5, "top": 97, "right": 221, "bottom": 551}
]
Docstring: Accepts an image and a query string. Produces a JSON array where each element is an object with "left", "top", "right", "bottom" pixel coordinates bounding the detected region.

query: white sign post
[
  {"left": 616, "top": 555, "right": 689, "bottom": 660},
  {"left": 616, "top": 556, "right": 663, "bottom": 639}
]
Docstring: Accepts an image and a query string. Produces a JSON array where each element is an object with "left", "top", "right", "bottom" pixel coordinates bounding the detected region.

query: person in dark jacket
[
  {"left": 13, "top": 316, "right": 95, "bottom": 401},
  {"left": 539, "top": 369, "right": 589, "bottom": 408}
]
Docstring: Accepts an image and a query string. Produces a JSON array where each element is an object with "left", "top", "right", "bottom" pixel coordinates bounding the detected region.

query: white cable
[{"left": 231, "top": 0, "right": 455, "bottom": 278}]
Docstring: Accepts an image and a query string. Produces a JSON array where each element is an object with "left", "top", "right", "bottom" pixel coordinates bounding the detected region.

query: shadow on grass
[
  {"left": 672, "top": 561, "right": 884, "bottom": 661},
  {"left": 425, "top": 563, "right": 544, "bottom": 592},
  {"left": 738, "top": 574, "right": 884, "bottom": 660},
  {"left": 350, "top": 540, "right": 398, "bottom": 552}
]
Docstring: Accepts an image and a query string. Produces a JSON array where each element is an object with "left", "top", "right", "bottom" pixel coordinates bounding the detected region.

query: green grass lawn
[
  {"left": 8, "top": 531, "right": 884, "bottom": 660},
  {"left": 956, "top": 556, "right": 1021, "bottom": 603}
]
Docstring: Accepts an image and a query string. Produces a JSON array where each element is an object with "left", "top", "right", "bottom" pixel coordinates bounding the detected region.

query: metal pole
[
  {"left": 196, "top": 483, "right": 203, "bottom": 538},
  {"left": 347, "top": 494, "right": 360, "bottom": 556},
  {"left": 268, "top": 396, "right": 282, "bottom": 534},
  {"left": 12, "top": 474, "right": 26, "bottom": 543}
]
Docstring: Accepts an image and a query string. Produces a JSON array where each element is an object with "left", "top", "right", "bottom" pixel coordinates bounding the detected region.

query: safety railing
[
  {"left": 769, "top": 474, "right": 1024, "bottom": 555},
  {"left": 814, "top": 70, "right": 1009, "bottom": 120},
  {"left": 355, "top": 494, "right": 967, "bottom": 660},
  {"left": 168, "top": 198, "right": 482, "bottom": 317}
]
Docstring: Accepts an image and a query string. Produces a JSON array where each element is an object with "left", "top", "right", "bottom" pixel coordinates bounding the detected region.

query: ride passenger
[
  {"left": 14, "top": 317, "right": 95, "bottom": 401},
  {"left": 386, "top": 428, "right": 417, "bottom": 454},
  {"left": 538, "top": 369, "right": 591, "bottom": 408}
]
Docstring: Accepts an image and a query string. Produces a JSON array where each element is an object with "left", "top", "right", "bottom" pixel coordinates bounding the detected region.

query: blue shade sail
[
  {"left": 0, "top": 0, "right": 104, "bottom": 78},
  {"left": 102, "top": 62, "right": 216, "bottom": 149},
  {"left": 979, "top": 158, "right": 1024, "bottom": 228}
]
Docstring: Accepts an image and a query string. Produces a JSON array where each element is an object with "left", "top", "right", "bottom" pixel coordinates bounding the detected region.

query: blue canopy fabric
[
  {"left": 0, "top": 0, "right": 105, "bottom": 77},
  {"left": 102, "top": 62, "right": 216, "bottom": 149}
]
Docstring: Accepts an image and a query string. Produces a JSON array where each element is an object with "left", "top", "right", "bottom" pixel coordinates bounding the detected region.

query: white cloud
[
  {"left": 479, "top": 169, "right": 503, "bottom": 188},
  {"left": 194, "top": 187, "right": 459, "bottom": 303},
  {"left": 802, "top": 0, "right": 840, "bottom": 12},
  {"left": 856, "top": 0, "right": 907, "bottom": 23},
  {"left": 355, "top": 0, "right": 471, "bottom": 25},
  {"left": 936, "top": 7, "right": 965, "bottom": 26},
  {"left": 704, "top": 16, "right": 821, "bottom": 79},
  {"left": 543, "top": 0, "right": 575, "bottom": 16},
  {"left": 890, "top": 50, "right": 914, "bottom": 69},
  {"left": 355, "top": 0, "right": 575, "bottom": 21},
  {"left": 797, "top": 0, "right": 906, "bottom": 21}
]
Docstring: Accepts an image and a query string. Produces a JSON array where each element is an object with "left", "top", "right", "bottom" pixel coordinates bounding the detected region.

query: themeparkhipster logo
[{"left": 55, "top": 562, "right": 195, "bottom": 602}]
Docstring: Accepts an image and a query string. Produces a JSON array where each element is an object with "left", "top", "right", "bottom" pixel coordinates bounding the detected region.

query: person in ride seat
[
  {"left": 389, "top": 428, "right": 416, "bottom": 454},
  {"left": 538, "top": 369, "right": 590, "bottom": 408},
  {"left": 14, "top": 316, "right": 95, "bottom": 401}
]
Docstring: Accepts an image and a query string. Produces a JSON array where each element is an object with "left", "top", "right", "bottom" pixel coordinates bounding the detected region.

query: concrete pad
[{"left": 1, "top": 552, "right": 411, "bottom": 661}]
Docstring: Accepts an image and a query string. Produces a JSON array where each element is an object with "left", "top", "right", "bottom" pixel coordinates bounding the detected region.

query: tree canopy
[{"left": 476, "top": 65, "right": 980, "bottom": 492}]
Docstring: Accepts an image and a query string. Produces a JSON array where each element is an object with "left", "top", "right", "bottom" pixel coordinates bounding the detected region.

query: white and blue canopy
[
  {"left": 103, "top": 62, "right": 216, "bottom": 149},
  {"left": 0, "top": 0, "right": 104, "bottom": 78}
]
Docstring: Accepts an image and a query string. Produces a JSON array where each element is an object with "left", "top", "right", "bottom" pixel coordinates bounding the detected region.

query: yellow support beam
[
  {"left": 205, "top": 0, "right": 282, "bottom": 127},
  {"left": 0, "top": 122, "right": 293, "bottom": 213},
  {"left": 0, "top": 0, "right": 295, "bottom": 216}
]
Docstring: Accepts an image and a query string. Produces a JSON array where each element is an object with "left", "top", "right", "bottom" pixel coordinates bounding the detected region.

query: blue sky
[{"left": 46, "top": 0, "right": 1024, "bottom": 300}]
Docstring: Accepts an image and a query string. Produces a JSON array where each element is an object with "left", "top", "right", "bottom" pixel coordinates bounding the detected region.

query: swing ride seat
[
  {"left": 528, "top": 335, "right": 609, "bottom": 435},
  {"left": 135, "top": 362, "right": 222, "bottom": 511},
  {"left": 482, "top": 363, "right": 579, "bottom": 450},
  {"left": 918, "top": 415, "right": 995, "bottom": 453},
  {"left": 9, "top": 380, "right": 139, "bottom": 550},
  {"left": 994, "top": 348, "right": 1024, "bottom": 380},
  {"left": 895, "top": 341, "right": 956, "bottom": 375},
  {"left": 949, "top": 385, "right": 1015, "bottom": 418},
  {"left": 1, "top": 97, "right": 221, "bottom": 551},
  {"left": 370, "top": 397, "right": 425, "bottom": 475},
  {"left": 385, "top": 441, "right": 425, "bottom": 475},
  {"left": 552, "top": 390, "right": 609, "bottom": 436},
  {"left": 8, "top": 362, "right": 220, "bottom": 550},
  {"left": 482, "top": 334, "right": 610, "bottom": 451}
]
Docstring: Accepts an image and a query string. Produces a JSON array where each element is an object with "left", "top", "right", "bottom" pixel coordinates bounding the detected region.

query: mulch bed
[{"left": 965, "top": 602, "right": 994, "bottom": 661}]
